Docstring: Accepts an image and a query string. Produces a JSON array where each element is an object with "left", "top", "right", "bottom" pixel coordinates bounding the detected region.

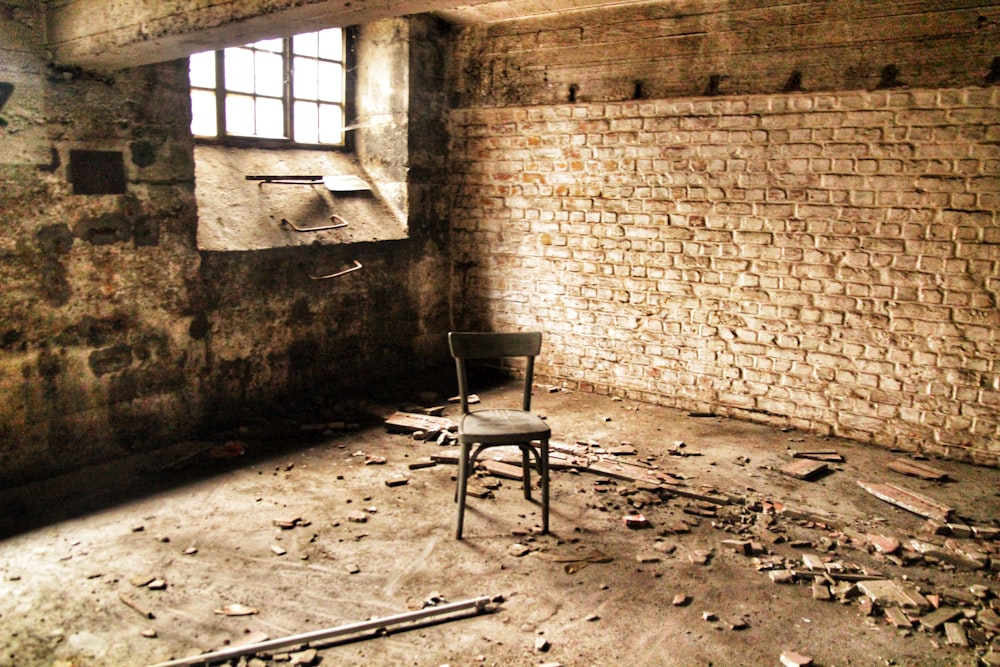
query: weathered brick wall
[
  {"left": 449, "top": 87, "right": 1000, "bottom": 463},
  {"left": 447, "top": 0, "right": 1000, "bottom": 464}
]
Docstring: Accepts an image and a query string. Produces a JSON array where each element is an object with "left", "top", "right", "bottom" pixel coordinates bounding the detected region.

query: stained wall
[{"left": 0, "top": 6, "right": 452, "bottom": 485}]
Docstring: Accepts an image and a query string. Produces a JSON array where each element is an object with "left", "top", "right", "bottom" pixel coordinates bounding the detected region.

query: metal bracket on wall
[
  {"left": 247, "top": 175, "right": 325, "bottom": 186},
  {"left": 246, "top": 174, "right": 371, "bottom": 191},
  {"left": 309, "top": 259, "right": 362, "bottom": 280},
  {"left": 281, "top": 215, "right": 349, "bottom": 232}
]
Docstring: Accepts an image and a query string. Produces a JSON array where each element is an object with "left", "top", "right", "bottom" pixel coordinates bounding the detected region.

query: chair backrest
[{"left": 449, "top": 331, "right": 542, "bottom": 414}]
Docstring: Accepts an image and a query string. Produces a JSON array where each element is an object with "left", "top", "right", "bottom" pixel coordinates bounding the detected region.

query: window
[{"left": 189, "top": 28, "right": 347, "bottom": 146}]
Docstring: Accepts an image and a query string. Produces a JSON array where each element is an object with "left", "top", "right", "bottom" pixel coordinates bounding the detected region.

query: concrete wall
[
  {"left": 0, "top": 6, "right": 451, "bottom": 485},
  {"left": 447, "top": 0, "right": 1000, "bottom": 464}
]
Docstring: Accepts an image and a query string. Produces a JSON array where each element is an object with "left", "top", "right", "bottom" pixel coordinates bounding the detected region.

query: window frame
[{"left": 189, "top": 27, "right": 356, "bottom": 152}]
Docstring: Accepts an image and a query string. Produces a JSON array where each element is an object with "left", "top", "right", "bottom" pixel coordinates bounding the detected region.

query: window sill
[{"left": 194, "top": 144, "right": 407, "bottom": 252}]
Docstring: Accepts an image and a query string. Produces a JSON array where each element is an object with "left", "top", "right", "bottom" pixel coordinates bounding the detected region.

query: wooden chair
[{"left": 448, "top": 331, "right": 550, "bottom": 539}]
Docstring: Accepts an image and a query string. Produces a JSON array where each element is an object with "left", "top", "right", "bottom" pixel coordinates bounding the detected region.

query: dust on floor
[{"left": 1, "top": 384, "right": 999, "bottom": 667}]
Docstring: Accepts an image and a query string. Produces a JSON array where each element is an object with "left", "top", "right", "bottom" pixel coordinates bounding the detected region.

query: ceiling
[{"left": 434, "top": 0, "right": 660, "bottom": 23}]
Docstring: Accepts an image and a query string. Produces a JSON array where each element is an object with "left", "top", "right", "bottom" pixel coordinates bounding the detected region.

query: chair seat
[{"left": 459, "top": 409, "right": 550, "bottom": 445}]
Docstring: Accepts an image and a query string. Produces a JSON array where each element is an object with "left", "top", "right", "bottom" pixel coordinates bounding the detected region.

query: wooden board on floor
[
  {"left": 384, "top": 411, "right": 456, "bottom": 434},
  {"left": 791, "top": 450, "right": 844, "bottom": 462},
  {"left": 887, "top": 458, "right": 948, "bottom": 481},
  {"left": 780, "top": 458, "right": 829, "bottom": 480},
  {"left": 857, "top": 480, "right": 954, "bottom": 522}
]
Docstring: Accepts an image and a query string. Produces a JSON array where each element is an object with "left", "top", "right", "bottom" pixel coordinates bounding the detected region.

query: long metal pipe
[{"left": 147, "top": 596, "right": 492, "bottom": 667}]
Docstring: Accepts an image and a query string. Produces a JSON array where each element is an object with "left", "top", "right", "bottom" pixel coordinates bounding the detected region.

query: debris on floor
[
  {"left": 8, "top": 386, "right": 1000, "bottom": 666},
  {"left": 888, "top": 458, "right": 950, "bottom": 482},
  {"left": 215, "top": 603, "right": 259, "bottom": 616},
  {"left": 857, "top": 480, "right": 954, "bottom": 522},
  {"left": 383, "top": 411, "right": 457, "bottom": 434},
  {"left": 779, "top": 458, "right": 829, "bottom": 481},
  {"left": 790, "top": 449, "right": 844, "bottom": 462}
]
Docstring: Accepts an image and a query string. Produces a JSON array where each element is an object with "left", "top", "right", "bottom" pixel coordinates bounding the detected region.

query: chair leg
[
  {"left": 521, "top": 445, "right": 532, "bottom": 500},
  {"left": 540, "top": 438, "right": 550, "bottom": 534},
  {"left": 456, "top": 440, "right": 470, "bottom": 539}
]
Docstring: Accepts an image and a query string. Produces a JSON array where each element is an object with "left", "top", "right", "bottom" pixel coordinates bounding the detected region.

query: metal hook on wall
[
  {"left": 308, "top": 259, "right": 363, "bottom": 280},
  {"left": 281, "top": 215, "right": 349, "bottom": 232}
]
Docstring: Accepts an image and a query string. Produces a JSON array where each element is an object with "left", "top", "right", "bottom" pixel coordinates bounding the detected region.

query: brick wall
[{"left": 449, "top": 87, "right": 1000, "bottom": 463}]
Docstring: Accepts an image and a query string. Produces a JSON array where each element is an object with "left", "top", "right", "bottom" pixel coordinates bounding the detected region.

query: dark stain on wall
[
  {"left": 75, "top": 214, "right": 133, "bottom": 245},
  {"left": 129, "top": 140, "right": 157, "bottom": 167},
  {"left": 288, "top": 298, "right": 313, "bottom": 326},
  {"left": 36, "top": 224, "right": 74, "bottom": 254},
  {"left": 56, "top": 314, "right": 131, "bottom": 347},
  {"left": 39, "top": 258, "right": 70, "bottom": 305},
  {"left": 68, "top": 150, "right": 126, "bottom": 195},
  {"left": 188, "top": 312, "right": 210, "bottom": 340},
  {"left": 132, "top": 217, "right": 159, "bottom": 246},
  {"left": 37, "top": 347, "right": 62, "bottom": 396},
  {"left": 88, "top": 344, "right": 133, "bottom": 376}
]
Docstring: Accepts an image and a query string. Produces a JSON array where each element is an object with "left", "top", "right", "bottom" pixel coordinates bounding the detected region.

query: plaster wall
[{"left": 0, "top": 6, "right": 451, "bottom": 486}]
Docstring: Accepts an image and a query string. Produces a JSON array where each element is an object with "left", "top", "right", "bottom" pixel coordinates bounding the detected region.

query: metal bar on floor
[{"left": 146, "top": 596, "right": 493, "bottom": 667}]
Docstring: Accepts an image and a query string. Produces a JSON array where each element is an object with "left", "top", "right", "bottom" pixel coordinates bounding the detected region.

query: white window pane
[
  {"left": 318, "top": 28, "right": 343, "bottom": 61},
  {"left": 252, "top": 38, "right": 282, "bottom": 53},
  {"left": 255, "top": 51, "right": 283, "bottom": 97},
  {"left": 292, "top": 31, "right": 318, "bottom": 57},
  {"left": 188, "top": 51, "right": 216, "bottom": 88},
  {"left": 225, "top": 94, "right": 256, "bottom": 136},
  {"left": 224, "top": 48, "right": 255, "bottom": 93},
  {"left": 190, "top": 89, "right": 217, "bottom": 136},
  {"left": 318, "top": 104, "right": 344, "bottom": 144},
  {"left": 317, "top": 62, "right": 343, "bottom": 102},
  {"left": 293, "top": 101, "right": 318, "bottom": 144},
  {"left": 256, "top": 97, "right": 285, "bottom": 138},
  {"left": 293, "top": 57, "right": 318, "bottom": 100}
]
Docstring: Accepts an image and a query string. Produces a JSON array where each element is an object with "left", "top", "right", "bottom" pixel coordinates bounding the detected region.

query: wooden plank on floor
[
  {"left": 384, "top": 411, "right": 456, "bottom": 434},
  {"left": 887, "top": 458, "right": 948, "bottom": 481},
  {"left": 791, "top": 450, "right": 844, "bottom": 462},
  {"left": 780, "top": 458, "right": 829, "bottom": 481},
  {"left": 481, "top": 459, "right": 523, "bottom": 481},
  {"left": 856, "top": 480, "right": 954, "bottom": 522}
]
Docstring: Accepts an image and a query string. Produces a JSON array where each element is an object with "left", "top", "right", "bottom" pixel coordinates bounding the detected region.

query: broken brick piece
[
  {"left": 720, "top": 539, "right": 753, "bottom": 556},
  {"left": 769, "top": 570, "right": 796, "bottom": 584},
  {"left": 918, "top": 606, "right": 962, "bottom": 631},
  {"left": 347, "top": 510, "right": 368, "bottom": 523},
  {"left": 867, "top": 534, "right": 900, "bottom": 554},
  {"left": 978, "top": 608, "right": 1000, "bottom": 632},
  {"left": 887, "top": 458, "right": 948, "bottom": 481},
  {"left": 884, "top": 606, "right": 912, "bottom": 629},
  {"left": 811, "top": 579, "right": 832, "bottom": 601},
  {"left": 622, "top": 513, "right": 650, "bottom": 529},
  {"left": 780, "top": 459, "right": 829, "bottom": 481},
  {"left": 944, "top": 622, "right": 968, "bottom": 647},
  {"left": 384, "top": 476, "right": 409, "bottom": 487},
  {"left": 779, "top": 650, "right": 813, "bottom": 667},
  {"left": 858, "top": 579, "right": 931, "bottom": 611}
]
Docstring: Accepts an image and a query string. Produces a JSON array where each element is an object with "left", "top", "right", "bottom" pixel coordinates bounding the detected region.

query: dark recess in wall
[{"left": 69, "top": 150, "right": 126, "bottom": 195}]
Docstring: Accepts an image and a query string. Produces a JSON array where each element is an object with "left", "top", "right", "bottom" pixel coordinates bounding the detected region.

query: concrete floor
[{"left": 2, "top": 380, "right": 1000, "bottom": 667}]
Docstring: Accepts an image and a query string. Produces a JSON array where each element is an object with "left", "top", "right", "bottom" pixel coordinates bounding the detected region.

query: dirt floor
[{"left": 2, "top": 379, "right": 1000, "bottom": 667}]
